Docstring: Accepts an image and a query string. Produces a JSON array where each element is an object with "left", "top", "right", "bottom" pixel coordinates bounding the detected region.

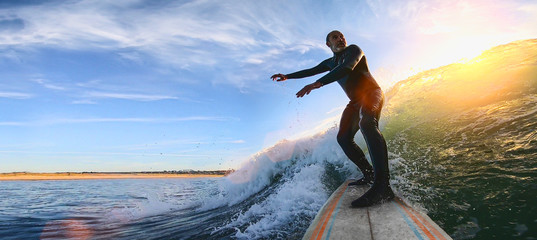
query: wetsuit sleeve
[
  {"left": 285, "top": 59, "right": 331, "bottom": 79},
  {"left": 316, "top": 45, "right": 363, "bottom": 86}
]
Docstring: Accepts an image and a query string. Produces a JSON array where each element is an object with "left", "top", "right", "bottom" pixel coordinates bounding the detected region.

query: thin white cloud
[
  {"left": 0, "top": 116, "right": 236, "bottom": 126},
  {"left": 326, "top": 106, "right": 345, "bottom": 115},
  {"left": 188, "top": 139, "right": 246, "bottom": 144},
  {"left": 0, "top": 91, "right": 33, "bottom": 99},
  {"left": 0, "top": 150, "right": 213, "bottom": 158},
  {"left": 71, "top": 99, "right": 97, "bottom": 104},
  {"left": 113, "top": 138, "right": 246, "bottom": 152},
  {"left": 0, "top": 121, "right": 25, "bottom": 126},
  {"left": 32, "top": 79, "right": 66, "bottom": 91},
  {"left": 86, "top": 91, "right": 178, "bottom": 101}
]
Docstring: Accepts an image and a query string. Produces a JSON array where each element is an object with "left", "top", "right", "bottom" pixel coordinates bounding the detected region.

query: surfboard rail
[{"left": 303, "top": 180, "right": 453, "bottom": 240}]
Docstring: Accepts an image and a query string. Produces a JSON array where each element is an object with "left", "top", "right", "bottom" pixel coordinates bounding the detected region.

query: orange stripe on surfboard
[
  {"left": 394, "top": 198, "right": 436, "bottom": 239},
  {"left": 310, "top": 181, "right": 349, "bottom": 240},
  {"left": 395, "top": 198, "right": 447, "bottom": 240}
]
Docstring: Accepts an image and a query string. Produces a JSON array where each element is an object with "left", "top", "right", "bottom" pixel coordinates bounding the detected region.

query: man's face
[{"left": 327, "top": 31, "right": 346, "bottom": 53}]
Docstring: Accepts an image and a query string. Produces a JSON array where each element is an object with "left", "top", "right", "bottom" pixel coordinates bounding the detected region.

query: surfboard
[{"left": 303, "top": 180, "right": 453, "bottom": 240}]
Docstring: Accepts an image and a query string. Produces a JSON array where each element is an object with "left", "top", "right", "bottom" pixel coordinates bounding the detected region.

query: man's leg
[
  {"left": 337, "top": 103, "right": 374, "bottom": 185},
  {"left": 351, "top": 89, "right": 394, "bottom": 207}
]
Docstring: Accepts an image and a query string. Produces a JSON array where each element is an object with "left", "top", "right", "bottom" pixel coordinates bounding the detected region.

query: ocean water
[
  {"left": 0, "top": 178, "right": 227, "bottom": 239},
  {"left": 1, "top": 39, "right": 536, "bottom": 239},
  {"left": 0, "top": 141, "right": 354, "bottom": 240}
]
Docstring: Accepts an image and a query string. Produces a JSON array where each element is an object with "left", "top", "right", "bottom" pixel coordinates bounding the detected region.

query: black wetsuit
[{"left": 286, "top": 44, "right": 393, "bottom": 207}]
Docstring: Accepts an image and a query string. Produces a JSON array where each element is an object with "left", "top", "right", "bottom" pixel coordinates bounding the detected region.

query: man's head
[{"left": 326, "top": 30, "right": 346, "bottom": 53}]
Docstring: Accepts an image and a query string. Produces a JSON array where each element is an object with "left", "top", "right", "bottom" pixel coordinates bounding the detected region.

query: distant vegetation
[{"left": 3, "top": 170, "right": 236, "bottom": 176}]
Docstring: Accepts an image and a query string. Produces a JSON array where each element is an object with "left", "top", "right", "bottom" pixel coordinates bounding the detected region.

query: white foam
[
  {"left": 202, "top": 127, "right": 343, "bottom": 208},
  {"left": 231, "top": 164, "right": 329, "bottom": 239},
  {"left": 204, "top": 127, "right": 361, "bottom": 238},
  {"left": 106, "top": 189, "right": 188, "bottom": 223}
]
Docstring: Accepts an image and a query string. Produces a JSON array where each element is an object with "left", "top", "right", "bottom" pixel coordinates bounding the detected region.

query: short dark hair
[{"left": 326, "top": 30, "right": 342, "bottom": 43}]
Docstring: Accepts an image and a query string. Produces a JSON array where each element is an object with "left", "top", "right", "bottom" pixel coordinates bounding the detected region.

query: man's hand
[
  {"left": 296, "top": 81, "right": 322, "bottom": 98},
  {"left": 271, "top": 73, "right": 288, "bottom": 82}
]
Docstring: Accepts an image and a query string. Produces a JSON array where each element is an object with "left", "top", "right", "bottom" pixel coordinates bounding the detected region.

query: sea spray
[
  {"left": 204, "top": 127, "right": 360, "bottom": 239},
  {"left": 231, "top": 164, "right": 327, "bottom": 239},
  {"left": 116, "top": 191, "right": 177, "bottom": 220}
]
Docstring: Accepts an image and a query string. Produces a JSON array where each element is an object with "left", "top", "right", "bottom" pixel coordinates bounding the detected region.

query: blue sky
[{"left": 1, "top": 0, "right": 536, "bottom": 172}]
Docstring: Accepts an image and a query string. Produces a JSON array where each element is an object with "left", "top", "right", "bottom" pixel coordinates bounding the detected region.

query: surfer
[{"left": 271, "top": 30, "right": 394, "bottom": 207}]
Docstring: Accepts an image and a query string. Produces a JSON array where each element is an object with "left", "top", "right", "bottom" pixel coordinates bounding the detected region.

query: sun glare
[{"left": 436, "top": 38, "right": 492, "bottom": 67}]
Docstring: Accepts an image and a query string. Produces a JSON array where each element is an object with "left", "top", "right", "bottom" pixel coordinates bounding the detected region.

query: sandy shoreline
[{"left": 0, "top": 172, "right": 225, "bottom": 181}]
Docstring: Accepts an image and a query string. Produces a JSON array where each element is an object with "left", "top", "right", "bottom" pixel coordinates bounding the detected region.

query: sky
[{"left": 1, "top": 0, "right": 536, "bottom": 172}]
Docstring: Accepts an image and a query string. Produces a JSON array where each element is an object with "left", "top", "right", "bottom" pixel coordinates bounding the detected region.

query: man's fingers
[
  {"left": 296, "top": 89, "right": 304, "bottom": 98},
  {"left": 271, "top": 74, "right": 285, "bottom": 82},
  {"left": 296, "top": 85, "right": 312, "bottom": 98}
]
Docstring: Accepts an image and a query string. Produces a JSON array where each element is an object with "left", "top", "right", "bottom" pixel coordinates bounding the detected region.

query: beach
[{"left": 0, "top": 172, "right": 225, "bottom": 181}]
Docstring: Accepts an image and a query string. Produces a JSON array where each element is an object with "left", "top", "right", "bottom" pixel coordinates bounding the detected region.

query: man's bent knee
[{"left": 337, "top": 134, "right": 353, "bottom": 148}]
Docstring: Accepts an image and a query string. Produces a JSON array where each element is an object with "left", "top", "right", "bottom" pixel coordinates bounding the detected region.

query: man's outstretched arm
[{"left": 271, "top": 60, "right": 331, "bottom": 82}]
